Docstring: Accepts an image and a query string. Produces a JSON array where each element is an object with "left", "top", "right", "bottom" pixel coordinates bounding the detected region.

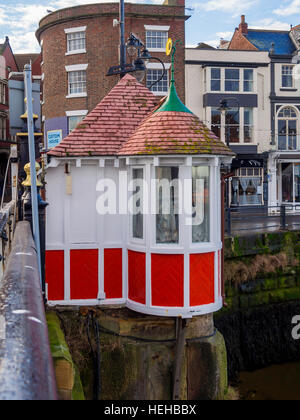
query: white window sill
[
  {"left": 280, "top": 87, "right": 297, "bottom": 91},
  {"left": 207, "top": 90, "right": 256, "bottom": 94},
  {"left": 151, "top": 91, "right": 168, "bottom": 96},
  {"left": 147, "top": 48, "right": 167, "bottom": 53},
  {"left": 65, "top": 50, "right": 87, "bottom": 56},
  {"left": 66, "top": 93, "right": 87, "bottom": 99}
]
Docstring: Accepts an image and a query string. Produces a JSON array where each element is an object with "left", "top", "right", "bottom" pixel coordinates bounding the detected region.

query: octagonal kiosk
[
  {"left": 45, "top": 69, "right": 233, "bottom": 318},
  {"left": 119, "top": 65, "right": 234, "bottom": 318}
]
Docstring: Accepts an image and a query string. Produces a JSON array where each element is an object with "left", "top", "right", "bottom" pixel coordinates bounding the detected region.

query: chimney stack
[{"left": 239, "top": 15, "right": 248, "bottom": 35}]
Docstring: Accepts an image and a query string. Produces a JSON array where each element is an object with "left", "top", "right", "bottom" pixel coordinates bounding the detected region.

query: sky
[{"left": 0, "top": 0, "right": 300, "bottom": 53}]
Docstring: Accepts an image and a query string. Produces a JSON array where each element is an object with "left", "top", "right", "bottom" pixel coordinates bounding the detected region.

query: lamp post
[{"left": 107, "top": 0, "right": 166, "bottom": 88}]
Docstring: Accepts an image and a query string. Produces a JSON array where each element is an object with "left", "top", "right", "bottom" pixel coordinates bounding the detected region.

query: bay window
[{"left": 206, "top": 67, "right": 255, "bottom": 93}]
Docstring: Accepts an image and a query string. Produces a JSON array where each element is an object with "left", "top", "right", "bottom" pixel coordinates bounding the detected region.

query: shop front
[
  {"left": 229, "top": 156, "right": 268, "bottom": 208},
  {"left": 279, "top": 161, "right": 300, "bottom": 205}
]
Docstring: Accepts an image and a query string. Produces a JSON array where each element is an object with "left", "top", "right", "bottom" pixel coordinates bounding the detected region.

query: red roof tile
[
  {"left": 48, "top": 74, "right": 158, "bottom": 157},
  {"left": 118, "top": 111, "right": 234, "bottom": 156}
]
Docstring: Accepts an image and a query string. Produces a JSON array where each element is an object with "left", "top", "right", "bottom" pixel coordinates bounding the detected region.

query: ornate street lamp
[{"left": 106, "top": 0, "right": 166, "bottom": 89}]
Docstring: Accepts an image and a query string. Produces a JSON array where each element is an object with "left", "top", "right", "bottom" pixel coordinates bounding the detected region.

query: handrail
[{"left": 0, "top": 221, "right": 58, "bottom": 400}]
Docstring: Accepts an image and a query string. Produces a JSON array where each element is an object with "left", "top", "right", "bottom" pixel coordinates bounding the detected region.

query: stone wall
[{"left": 216, "top": 230, "right": 300, "bottom": 380}]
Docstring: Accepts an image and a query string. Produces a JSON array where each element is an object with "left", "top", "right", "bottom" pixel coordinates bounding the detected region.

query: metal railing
[
  {"left": 225, "top": 204, "right": 300, "bottom": 236},
  {"left": 0, "top": 221, "right": 58, "bottom": 400}
]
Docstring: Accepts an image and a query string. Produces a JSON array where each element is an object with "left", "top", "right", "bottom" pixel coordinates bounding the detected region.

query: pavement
[{"left": 226, "top": 211, "right": 300, "bottom": 236}]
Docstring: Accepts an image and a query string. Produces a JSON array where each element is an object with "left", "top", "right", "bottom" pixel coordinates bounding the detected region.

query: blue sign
[{"left": 47, "top": 130, "right": 62, "bottom": 149}]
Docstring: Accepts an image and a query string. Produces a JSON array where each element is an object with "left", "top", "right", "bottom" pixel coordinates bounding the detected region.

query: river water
[{"left": 237, "top": 362, "right": 300, "bottom": 400}]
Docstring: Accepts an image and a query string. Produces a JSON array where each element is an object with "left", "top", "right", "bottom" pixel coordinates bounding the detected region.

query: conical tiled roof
[
  {"left": 118, "top": 111, "right": 234, "bottom": 156},
  {"left": 48, "top": 74, "right": 158, "bottom": 157},
  {"left": 119, "top": 71, "right": 234, "bottom": 157}
]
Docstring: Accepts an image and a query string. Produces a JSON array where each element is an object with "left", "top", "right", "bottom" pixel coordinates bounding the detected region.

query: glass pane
[
  {"left": 211, "top": 68, "right": 220, "bottom": 79},
  {"left": 225, "top": 80, "right": 239, "bottom": 91},
  {"left": 244, "top": 69, "right": 253, "bottom": 81},
  {"left": 211, "top": 108, "right": 221, "bottom": 138},
  {"left": 68, "top": 115, "right": 84, "bottom": 133},
  {"left": 156, "top": 167, "right": 179, "bottom": 244},
  {"left": 282, "top": 163, "right": 293, "bottom": 203},
  {"left": 244, "top": 126, "right": 253, "bottom": 143},
  {"left": 288, "top": 120, "right": 297, "bottom": 150},
  {"left": 211, "top": 80, "right": 221, "bottom": 91},
  {"left": 244, "top": 108, "right": 253, "bottom": 125},
  {"left": 244, "top": 69, "right": 253, "bottom": 92},
  {"left": 278, "top": 120, "right": 287, "bottom": 150},
  {"left": 295, "top": 164, "right": 300, "bottom": 203},
  {"left": 226, "top": 108, "right": 239, "bottom": 125},
  {"left": 192, "top": 166, "right": 210, "bottom": 243},
  {"left": 147, "top": 69, "right": 168, "bottom": 93},
  {"left": 244, "top": 81, "right": 253, "bottom": 92},
  {"left": 132, "top": 168, "right": 144, "bottom": 239},
  {"left": 225, "top": 69, "right": 239, "bottom": 80}
]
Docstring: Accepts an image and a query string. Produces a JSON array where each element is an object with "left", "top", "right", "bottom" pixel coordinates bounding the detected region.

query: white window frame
[
  {"left": 146, "top": 63, "right": 170, "bottom": 96},
  {"left": 276, "top": 105, "right": 299, "bottom": 151},
  {"left": 281, "top": 65, "right": 294, "bottom": 89},
  {"left": 130, "top": 166, "right": 146, "bottom": 245},
  {"left": 206, "top": 67, "right": 256, "bottom": 93},
  {"left": 65, "top": 64, "right": 88, "bottom": 98},
  {"left": 65, "top": 26, "right": 87, "bottom": 56},
  {"left": 66, "top": 110, "right": 88, "bottom": 134},
  {"left": 208, "top": 106, "right": 256, "bottom": 145},
  {"left": 144, "top": 25, "right": 170, "bottom": 52}
]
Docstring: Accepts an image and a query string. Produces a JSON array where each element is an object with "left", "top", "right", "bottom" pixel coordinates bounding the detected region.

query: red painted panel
[
  {"left": 46, "top": 250, "right": 64, "bottom": 301},
  {"left": 70, "top": 249, "right": 98, "bottom": 300},
  {"left": 190, "top": 253, "right": 215, "bottom": 307},
  {"left": 104, "top": 249, "right": 123, "bottom": 299},
  {"left": 151, "top": 254, "right": 184, "bottom": 307},
  {"left": 128, "top": 251, "right": 146, "bottom": 304}
]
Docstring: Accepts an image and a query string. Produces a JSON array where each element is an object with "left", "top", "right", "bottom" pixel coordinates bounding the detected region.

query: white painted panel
[
  {"left": 70, "top": 166, "right": 97, "bottom": 244},
  {"left": 102, "top": 166, "right": 123, "bottom": 245},
  {"left": 46, "top": 166, "right": 65, "bottom": 246}
]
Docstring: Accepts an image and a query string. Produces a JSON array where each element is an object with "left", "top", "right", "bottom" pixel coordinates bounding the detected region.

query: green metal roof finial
[{"left": 156, "top": 39, "right": 192, "bottom": 114}]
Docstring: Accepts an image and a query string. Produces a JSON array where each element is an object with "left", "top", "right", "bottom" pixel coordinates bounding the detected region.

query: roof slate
[
  {"left": 246, "top": 30, "right": 295, "bottom": 55},
  {"left": 48, "top": 74, "right": 158, "bottom": 157}
]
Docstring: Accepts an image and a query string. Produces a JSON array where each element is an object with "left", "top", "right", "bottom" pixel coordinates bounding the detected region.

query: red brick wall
[{"left": 38, "top": 2, "right": 187, "bottom": 120}]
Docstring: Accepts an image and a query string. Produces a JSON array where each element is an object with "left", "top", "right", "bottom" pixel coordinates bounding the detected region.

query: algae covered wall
[
  {"left": 215, "top": 230, "right": 300, "bottom": 380},
  {"left": 49, "top": 309, "right": 228, "bottom": 401}
]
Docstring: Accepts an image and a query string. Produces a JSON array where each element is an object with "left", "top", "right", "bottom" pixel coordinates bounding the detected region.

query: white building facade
[{"left": 186, "top": 22, "right": 300, "bottom": 211}]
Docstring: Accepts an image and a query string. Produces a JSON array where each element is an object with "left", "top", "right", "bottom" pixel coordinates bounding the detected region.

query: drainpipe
[{"left": 119, "top": 0, "right": 126, "bottom": 77}]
